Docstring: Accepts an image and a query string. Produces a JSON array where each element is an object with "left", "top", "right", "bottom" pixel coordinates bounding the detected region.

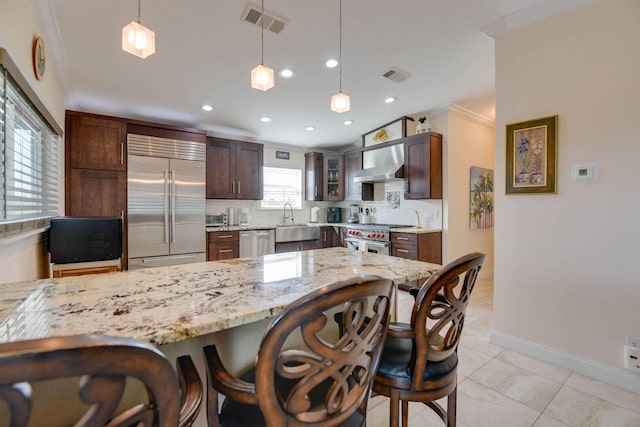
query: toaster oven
[{"left": 206, "top": 213, "right": 227, "bottom": 227}]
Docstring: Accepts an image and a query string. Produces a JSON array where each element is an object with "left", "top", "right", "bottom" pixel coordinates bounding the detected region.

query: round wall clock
[{"left": 32, "top": 36, "right": 46, "bottom": 80}]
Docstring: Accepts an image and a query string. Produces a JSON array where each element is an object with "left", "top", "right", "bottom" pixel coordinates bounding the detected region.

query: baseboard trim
[{"left": 490, "top": 330, "right": 640, "bottom": 394}]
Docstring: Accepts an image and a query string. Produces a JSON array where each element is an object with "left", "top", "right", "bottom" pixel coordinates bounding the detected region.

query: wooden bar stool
[
  {"left": 203, "top": 275, "right": 394, "bottom": 427},
  {"left": 0, "top": 334, "right": 203, "bottom": 427},
  {"left": 372, "top": 252, "right": 485, "bottom": 427}
]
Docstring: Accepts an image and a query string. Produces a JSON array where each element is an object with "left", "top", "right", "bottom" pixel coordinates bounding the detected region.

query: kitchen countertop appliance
[
  {"left": 327, "top": 207, "right": 342, "bottom": 223},
  {"left": 310, "top": 206, "right": 320, "bottom": 223},
  {"left": 345, "top": 223, "right": 406, "bottom": 255},
  {"left": 127, "top": 134, "right": 206, "bottom": 269},
  {"left": 348, "top": 204, "right": 359, "bottom": 223}
]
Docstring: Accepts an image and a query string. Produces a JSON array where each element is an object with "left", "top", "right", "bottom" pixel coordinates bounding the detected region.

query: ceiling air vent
[
  {"left": 241, "top": 4, "right": 288, "bottom": 34},
  {"left": 381, "top": 67, "right": 412, "bottom": 83}
]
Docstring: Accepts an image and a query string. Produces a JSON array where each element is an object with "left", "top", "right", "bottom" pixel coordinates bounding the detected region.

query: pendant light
[
  {"left": 330, "top": 0, "right": 350, "bottom": 113},
  {"left": 122, "top": 0, "right": 156, "bottom": 59},
  {"left": 251, "top": 0, "right": 275, "bottom": 91}
]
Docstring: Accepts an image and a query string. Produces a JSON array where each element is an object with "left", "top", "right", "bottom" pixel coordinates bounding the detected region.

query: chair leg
[
  {"left": 389, "top": 390, "right": 400, "bottom": 427},
  {"left": 447, "top": 386, "right": 457, "bottom": 427},
  {"left": 401, "top": 400, "right": 409, "bottom": 427}
]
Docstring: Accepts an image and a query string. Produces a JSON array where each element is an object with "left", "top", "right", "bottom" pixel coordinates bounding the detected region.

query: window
[
  {"left": 0, "top": 63, "right": 59, "bottom": 226},
  {"left": 260, "top": 166, "right": 302, "bottom": 209}
]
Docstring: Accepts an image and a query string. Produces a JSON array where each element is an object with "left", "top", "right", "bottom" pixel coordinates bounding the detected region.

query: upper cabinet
[
  {"left": 206, "top": 137, "right": 263, "bottom": 199},
  {"left": 305, "top": 152, "right": 324, "bottom": 201},
  {"left": 404, "top": 132, "right": 443, "bottom": 199},
  {"left": 305, "top": 152, "right": 345, "bottom": 201},
  {"left": 66, "top": 112, "right": 126, "bottom": 171},
  {"left": 323, "top": 154, "right": 344, "bottom": 201}
]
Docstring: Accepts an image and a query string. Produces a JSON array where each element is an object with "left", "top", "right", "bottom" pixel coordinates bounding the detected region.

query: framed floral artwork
[{"left": 506, "top": 115, "right": 557, "bottom": 194}]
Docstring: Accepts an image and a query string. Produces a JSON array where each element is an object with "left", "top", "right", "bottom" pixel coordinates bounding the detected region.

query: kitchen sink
[{"left": 275, "top": 225, "right": 320, "bottom": 242}]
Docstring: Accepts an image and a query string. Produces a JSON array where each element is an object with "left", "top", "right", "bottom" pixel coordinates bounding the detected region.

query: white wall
[
  {"left": 0, "top": 0, "right": 66, "bottom": 284},
  {"left": 445, "top": 107, "right": 495, "bottom": 274},
  {"left": 424, "top": 107, "right": 495, "bottom": 275},
  {"left": 493, "top": 0, "right": 640, "bottom": 391}
]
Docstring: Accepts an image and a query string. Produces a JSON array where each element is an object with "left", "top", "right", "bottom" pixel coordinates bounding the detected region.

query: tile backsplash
[{"left": 207, "top": 180, "right": 442, "bottom": 229}]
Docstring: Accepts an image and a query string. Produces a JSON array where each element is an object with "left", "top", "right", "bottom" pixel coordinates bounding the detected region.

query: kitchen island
[{"left": 0, "top": 248, "right": 440, "bottom": 426}]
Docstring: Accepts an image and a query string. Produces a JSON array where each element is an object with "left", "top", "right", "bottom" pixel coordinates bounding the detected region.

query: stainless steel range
[{"left": 345, "top": 224, "right": 406, "bottom": 255}]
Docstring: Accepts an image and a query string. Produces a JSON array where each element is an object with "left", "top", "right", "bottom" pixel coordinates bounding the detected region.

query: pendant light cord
[
  {"left": 261, "top": 0, "right": 265, "bottom": 65},
  {"left": 137, "top": 0, "right": 141, "bottom": 23},
  {"left": 339, "top": 0, "right": 343, "bottom": 93}
]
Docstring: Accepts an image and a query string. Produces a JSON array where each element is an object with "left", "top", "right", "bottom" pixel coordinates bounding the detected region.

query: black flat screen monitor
[{"left": 48, "top": 217, "right": 122, "bottom": 264}]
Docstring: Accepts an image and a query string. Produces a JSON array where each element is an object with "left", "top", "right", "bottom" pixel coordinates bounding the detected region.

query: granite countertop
[
  {"left": 390, "top": 227, "right": 442, "bottom": 234},
  {"left": 0, "top": 248, "right": 440, "bottom": 346},
  {"left": 206, "top": 223, "right": 442, "bottom": 233}
]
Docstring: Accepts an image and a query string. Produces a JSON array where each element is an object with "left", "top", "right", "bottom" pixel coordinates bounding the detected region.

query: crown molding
[
  {"left": 481, "top": 0, "right": 597, "bottom": 39},
  {"left": 449, "top": 103, "right": 495, "bottom": 127}
]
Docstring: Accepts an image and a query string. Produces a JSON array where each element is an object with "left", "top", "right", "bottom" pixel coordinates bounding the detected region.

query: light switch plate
[{"left": 572, "top": 164, "right": 597, "bottom": 181}]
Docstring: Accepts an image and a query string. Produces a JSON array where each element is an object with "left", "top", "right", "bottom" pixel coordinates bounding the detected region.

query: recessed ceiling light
[
  {"left": 343, "top": 120, "right": 353, "bottom": 125},
  {"left": 384, "top": 97, "right": 397, "bottom": 104},
  {"left": 306, "top": 126, "right": 315, "bottom": 131},
  {"left": 260, "top": 116, "right": 272, "bottom": 123},
  {"left": 326, "top": 59, "right": 338, "bottom": 68},
  {"left": 278, "top": 68, "right": 294, "bottom": 78},
  {"left": 201, "top": 104, "right": 213, "bottom": 111}
]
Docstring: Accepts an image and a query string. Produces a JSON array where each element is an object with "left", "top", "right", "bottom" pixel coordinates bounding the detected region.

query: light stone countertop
[
  {"left": 206, "top": 223, "right": 442, "bottom": 234},
  {"left": 0, "top": 248, "right": 440, "bottom": 346}
]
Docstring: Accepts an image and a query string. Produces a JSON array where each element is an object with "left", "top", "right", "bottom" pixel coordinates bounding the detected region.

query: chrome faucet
[{"left": 283, "top": 202, "right": 294, "bottom": 225}]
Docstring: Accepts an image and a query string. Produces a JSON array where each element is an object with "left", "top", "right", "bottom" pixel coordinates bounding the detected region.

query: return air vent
[
  {"left": 381, "top": 67, "right": 412, "bottom": 83},
  {"left": 241, "top": 4, "right": 288, "bottom": 34}
]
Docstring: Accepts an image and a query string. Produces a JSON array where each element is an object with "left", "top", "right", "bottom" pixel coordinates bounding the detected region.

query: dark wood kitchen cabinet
[
  {"left": 321, "top": 226, "right": 341, "bottom": 248},
  {"left": 206, "top": 137, "right": 263, "bottom": 199},
  {"left": 305, "top": 152, "right": 345, "bottom": 201},
  {"left": 305, "top": 152, "right": 324, "bottom": 201},
  {"left": 67, "top": 169, "right": 126, "bottom": 218},
  {"left": 390, "top": 231, "right": 442, "bottom": 264},
  {"left": 344, "top": 149, "right": 373, "bottom": 201},
  {"left": 323, "top": 154, "right": 344, "bottom": 201},
  {"left": 65, "top": 111, "right": 128, "bottom": 270},
  {"left": 404, "top": 132, "right": 443, "bottom": 199},
  {"left": 66, "top": 112, "right": 127, "bottom": 171},
  {"left": 207, "top": 231, "right": 239, "bottom": 260}
]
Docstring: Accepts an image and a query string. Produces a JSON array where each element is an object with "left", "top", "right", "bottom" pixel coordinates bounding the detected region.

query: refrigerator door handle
[
  {"left": 171, "top": 169, "right": 176, "bottom": 243},
  {"left": 164, "top": 170, "right": 170, "bottom": 244}
]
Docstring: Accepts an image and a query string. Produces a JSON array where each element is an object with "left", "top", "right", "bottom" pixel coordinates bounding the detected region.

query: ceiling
[{"left": 36, "top": 0, "right": 592, "bottom": 149}]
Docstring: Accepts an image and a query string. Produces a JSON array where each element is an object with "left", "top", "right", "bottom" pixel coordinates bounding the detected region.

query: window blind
[{"left": 1, "top": 65, "right": 59, "bottom": 222}]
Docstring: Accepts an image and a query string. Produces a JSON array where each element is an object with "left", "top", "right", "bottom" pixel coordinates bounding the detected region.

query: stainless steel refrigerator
[{"left": 127, "top": 134, "right": 206, "bottom": 269}]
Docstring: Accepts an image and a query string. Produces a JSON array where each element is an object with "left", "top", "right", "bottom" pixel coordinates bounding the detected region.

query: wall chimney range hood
[{"left": 353, "top": 142, "right": 405, "bottom": 183}]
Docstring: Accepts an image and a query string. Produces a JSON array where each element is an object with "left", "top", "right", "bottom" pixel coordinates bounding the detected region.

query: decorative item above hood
[{"left": 353, "top": 142, "right": 404, "bottom": 183}]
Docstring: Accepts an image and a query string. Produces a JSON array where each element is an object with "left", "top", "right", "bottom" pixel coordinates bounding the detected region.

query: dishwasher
[{"left": 239, "top": 229, "right": 275, "bottom": 257}]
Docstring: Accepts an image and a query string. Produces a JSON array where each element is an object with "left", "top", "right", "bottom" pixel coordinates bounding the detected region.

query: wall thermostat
[{"left": 571, "top": 164, "right": 597, "bottom": 181}]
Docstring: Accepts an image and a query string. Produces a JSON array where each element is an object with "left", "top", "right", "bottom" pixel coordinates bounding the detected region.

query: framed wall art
[
  {"left": 470, "top": 166, "right": 494, "bottom": 229},
  {"left": 506, "top": 115, "right": 557, "bottom": 194}
]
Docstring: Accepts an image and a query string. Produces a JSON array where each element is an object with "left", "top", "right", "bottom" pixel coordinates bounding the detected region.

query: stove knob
[{"left": 366, "top": 234, "right": 371, "bottom": 238}]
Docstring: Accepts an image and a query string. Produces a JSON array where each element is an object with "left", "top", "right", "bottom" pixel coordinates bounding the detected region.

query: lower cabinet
[
  {"left": 321, "top": 226, "right": 342, "bottom": 248},
  {"left": 390, "top": 232, "right": 442, "bottom": 264},
  {"left": 207, "top": 231, "right": 239, "bottom": 261}
]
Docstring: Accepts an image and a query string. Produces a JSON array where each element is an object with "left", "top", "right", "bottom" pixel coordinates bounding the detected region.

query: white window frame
[{"left": 259, "top": 166, "right": 303, "bottom": 210}]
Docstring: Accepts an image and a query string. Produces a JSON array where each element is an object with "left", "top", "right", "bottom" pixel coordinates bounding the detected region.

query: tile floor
[{"left": 366, "top": 277, "right": 640, "bottom": 427}]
